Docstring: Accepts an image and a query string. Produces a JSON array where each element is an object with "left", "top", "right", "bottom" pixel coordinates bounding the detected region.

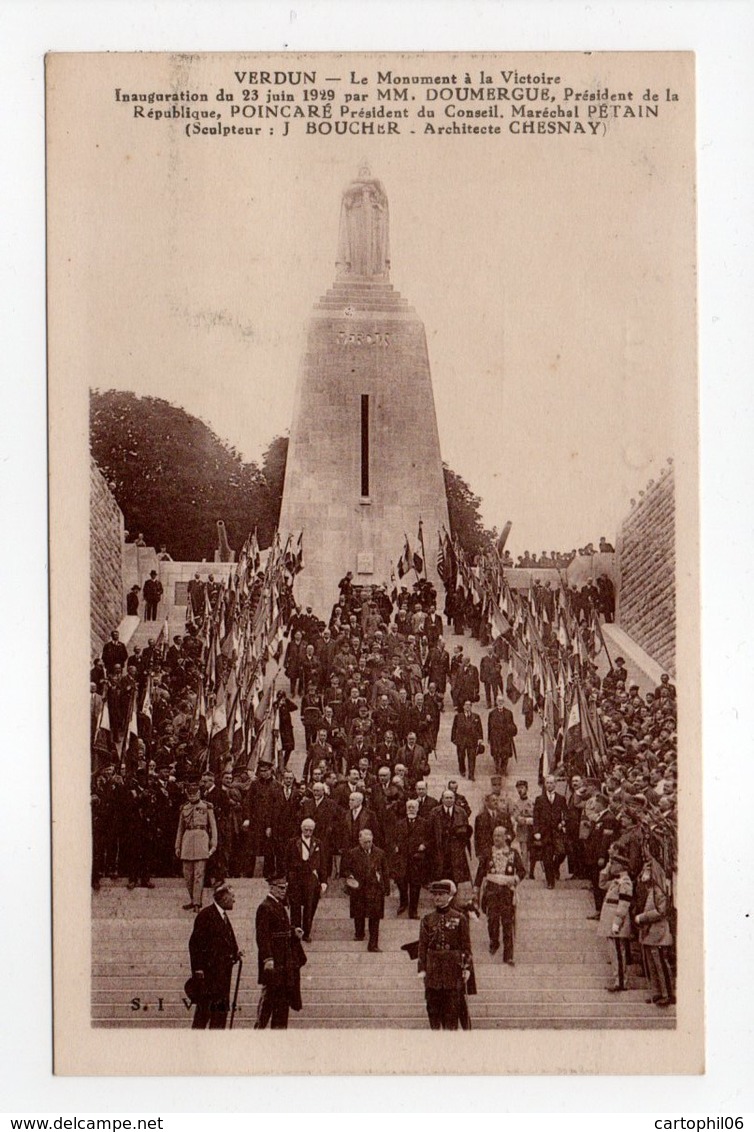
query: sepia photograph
[{"left": 47, "top": 49, "right": 702, "bottom": 1075}]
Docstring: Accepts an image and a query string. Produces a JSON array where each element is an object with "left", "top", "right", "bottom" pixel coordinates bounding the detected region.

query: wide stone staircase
[{"left": 92, "top": 629, "right": 675, "bottom": 1030}]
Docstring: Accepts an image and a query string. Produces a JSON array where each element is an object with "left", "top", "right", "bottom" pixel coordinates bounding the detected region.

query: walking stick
[{"left": 229, "top": 956, "right": 243, "bottom": 1030}]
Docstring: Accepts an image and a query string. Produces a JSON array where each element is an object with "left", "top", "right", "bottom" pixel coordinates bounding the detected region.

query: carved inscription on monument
[{"left": 336, "top": 331, "right": 391, "bottom": 347}]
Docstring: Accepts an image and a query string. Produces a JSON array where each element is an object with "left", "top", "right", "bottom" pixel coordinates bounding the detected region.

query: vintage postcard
[{"left": 47, "top": 50, "right": 701, "bottom": 1074}]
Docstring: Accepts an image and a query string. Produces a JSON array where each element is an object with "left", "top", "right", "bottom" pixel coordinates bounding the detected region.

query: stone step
[
  {"left": 92, "top": 1000, "right": 668, "bottom": 1021},
  {"left": 92, "top": 1016, "right": 675, "bottom": 1031},
  {"left": 92, "top": 943, "right": 610, "bottom": 963},
  {"left": 92, "top": 987, "right": 654, "bottom": 1005},
  {"left": 91, "top": 968, "right": 624, "bottom": 987}
]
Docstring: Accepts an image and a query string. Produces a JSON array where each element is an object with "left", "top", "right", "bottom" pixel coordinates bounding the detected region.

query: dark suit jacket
[
  {"left": 451, "top": 710, "right": 483, "bottom": 750},
  {"left": 301, "top": 796, "right": 338, "bottom": 849},
  {"left": 188, "top": 903, "right": 239, "bottom": 1000},
  {"left": 391, "top": 815, "right": 430, "bottom": 883},
  {"left": 487, "top": 706, "right": 518, "bottom": 758},
  {"left": 415, "top": 794, "right": 439, "bottom": 822},
  {"left": 274, "top": 788, "right": 304, "bottom": 847},
  {"left": 255, "top": 894, "right": 306, "bottom": 1008},
  {"left": 285, "top": 835, "right": 324, "bottom": 893},
  {"left": 532, "top": 791, "right": 568, "bottom": 848},
  {"left": 343, "top": 805, "right": 381, "bottom": 849},
  {"left": 474, "top": 808, "right": 512, "bottom": 860},
  {"left": 430, "top": 804, "right": 472, "bottom": 882},
  {"left": 344, "top": 844, "right": 391, "bottom": 919}
]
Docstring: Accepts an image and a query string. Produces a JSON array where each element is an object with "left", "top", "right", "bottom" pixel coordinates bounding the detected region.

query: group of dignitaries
[{"left": 94, "top": 570, "right": 677, "bottom": 1027}]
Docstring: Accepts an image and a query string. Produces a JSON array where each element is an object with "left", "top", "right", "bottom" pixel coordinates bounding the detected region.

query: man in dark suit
[
  {"left": 242, "top": 760, "right": 283, "bottom": 878},
  {"left": 344, "top": 790, "right": 381, "bottom": 850},
  {"left": 487, "top": 694, "right": 518, "bottom": 776},
  {"left": 187, "top": 882, "right": 241, "bottom": 1029},
  {"left": 452, "top": 658, "right": 480, "bottom": 709},
  {"left": 343, "top": 828, "right": 391, "bottom": 951},
  {"left": 391, "top": 799, "right": 430, "bottom": 918},
  {"left": 450, "top": 700, "right": 484, "bottom": 781},
  {"left": 474, "top": 794, "right": 511, "bottom": 861},
  {"left": 430, "top": 789, "right": 472, "bottom": 885},
  {"left": 273, "top": 769, "right": 303, "bottom": 873},
  {"left": 102, "top": 630, "right": 128, "bottom": 676},
  {"left": 254, "top": 875, "right": 307, "bottom": 1029},
  {"left": 285, "top": 818, "right": 327, "bottom": 941},
  {"left": 479, "top": 647, "right": 503, "bottom": 709},
  {"left": 532, "top": 774, "right": 568, "bottom": 888},
  {"left": 413, "top": 779, "right": 439, "bottom": 822}
]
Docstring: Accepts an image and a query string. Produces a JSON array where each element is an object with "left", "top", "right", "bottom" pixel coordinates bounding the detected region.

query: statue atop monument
[{"left": 335, "top": 163, "right": 390, "bottom": 281}]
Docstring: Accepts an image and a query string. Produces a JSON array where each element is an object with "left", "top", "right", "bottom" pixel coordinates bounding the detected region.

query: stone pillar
[{"left": 278, "top": 171, "right": 449, "bottom": 614}]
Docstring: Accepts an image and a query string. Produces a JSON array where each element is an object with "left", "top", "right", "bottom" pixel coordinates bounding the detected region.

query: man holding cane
[{"left": 186, "top": 882, "right": 242, "bottom": 1029}]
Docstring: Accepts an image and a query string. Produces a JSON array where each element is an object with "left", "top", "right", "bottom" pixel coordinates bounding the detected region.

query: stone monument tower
[{"left": 278, "top": 165, "right": 450, "bottom": 613}]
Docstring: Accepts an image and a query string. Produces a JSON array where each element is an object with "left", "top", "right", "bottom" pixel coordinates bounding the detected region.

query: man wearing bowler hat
[{"left": 187, "top": 881, "right": 241, "bottom": 1029}]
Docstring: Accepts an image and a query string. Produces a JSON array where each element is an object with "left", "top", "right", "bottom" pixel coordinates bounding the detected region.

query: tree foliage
[
  {"left": 90, "top": 390, "right": 285, "bottom": 561},
  {"left": 444, "top": 464, "right": 494, "bottom": 557},
  {"left": 90, "top": 391, "right": 492, "bottom": 562}
]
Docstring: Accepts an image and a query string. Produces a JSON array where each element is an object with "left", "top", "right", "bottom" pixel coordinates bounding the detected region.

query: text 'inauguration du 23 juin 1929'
[{"left": 112, "top": 65, "right": 683, "bottom": 142}]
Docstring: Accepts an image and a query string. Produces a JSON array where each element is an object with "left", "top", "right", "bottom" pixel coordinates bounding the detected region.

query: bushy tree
[
  {"left": 90, "top": 391, "right": 492, "bottom": 561},
  {"left": 90, "top": 390, "right": 282, "bottom": 560},
  {"left": 443, "top": 463, "right": 494, "bottom": 557}
]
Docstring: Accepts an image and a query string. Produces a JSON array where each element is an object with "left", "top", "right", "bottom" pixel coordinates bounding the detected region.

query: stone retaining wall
[
  {"left": 616, "top": 465, "right": 675, "bottom": 677},
  {"left": 90, "top": 458, "right": 125, "bottom": 657}
]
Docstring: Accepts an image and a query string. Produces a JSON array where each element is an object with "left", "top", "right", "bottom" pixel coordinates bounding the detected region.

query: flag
[
  {"left": 211, "top": 684, "right": 228, "bottom": 734},
  {"left": 543, "top": 692, "right": 558, "bottom": 772},
  {"left": 437, "top": 530, "right": 447, "bottom": 584},
  {"left": 390, "top": 564, "right": 398, "bottom": 604},
  {"left": 577, "top": 683, "right": 606, "bottom": 776},
  {"left": 293, "top": 531, "right": 304, "bottom": 574},
  {"left": 414, "top": 520, "right": 426, "bottom": 576},
  {"left": 141, "top": 677, "right": 152, "bottom": 722},
  {"left": 561, "top": 686, "right": 583, "bottom": 767}
]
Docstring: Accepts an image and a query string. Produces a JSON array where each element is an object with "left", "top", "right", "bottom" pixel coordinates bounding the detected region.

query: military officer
[
  {"left": 175, "top": 780, "right": 217, "bottom": 912},
  {"left": 417, "top": 879, "right": 474, "bottom": 1030}
]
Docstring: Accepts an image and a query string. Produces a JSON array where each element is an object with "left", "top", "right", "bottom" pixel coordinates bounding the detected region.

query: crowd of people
[{"left": 505, "top": 538, "right": 615, "bottom": 569}]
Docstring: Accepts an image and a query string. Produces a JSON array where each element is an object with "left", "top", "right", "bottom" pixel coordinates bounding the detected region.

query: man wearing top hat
[
  {"left": 417, "top": 879, "right": 474, "bottom": 1030},
  {"left": 187, "top": 882, "right": 241, "bottom": 1029},
  {"left": 254, "top": 875, "right": 307, "bottom": 1029}
]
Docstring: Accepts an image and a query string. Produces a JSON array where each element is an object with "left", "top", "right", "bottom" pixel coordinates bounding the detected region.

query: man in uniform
[
  {"left": 474, "top": 826, "right": 526, "bottom": 965},
  {"left": 254, "top": 875, "right": 307, "bottom": 1029},
  {"left": 187, "top": 881, "right": 242, "bottom": 1029},
  {"left": 175, "top": 779, "right": 217, "bottom": 912},
  {"left": 509, "top": 779, "right": 534, "bottom": 877},
  {"left": 417, "top": 879, "right": 474, "bottom": 1030}
]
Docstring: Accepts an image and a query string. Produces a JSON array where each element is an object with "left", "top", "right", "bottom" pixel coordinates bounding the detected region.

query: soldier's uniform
[
  {"left": 418, "top": 881, "right": 474, "bottom": 1030},
  {"left": 175, "top": 791, "right": 217, "bottom": 911}
]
